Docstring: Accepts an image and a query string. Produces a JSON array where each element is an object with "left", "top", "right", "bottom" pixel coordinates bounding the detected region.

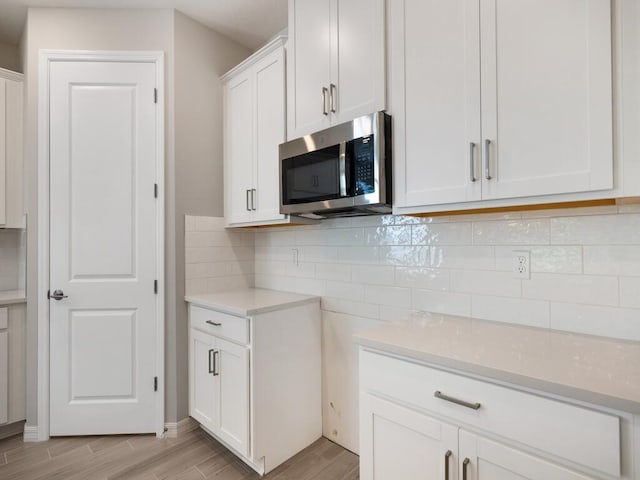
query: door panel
[
  {"left": 360, "top": 393, "right": 458, "bottom": 480},
  {"left": 49, "top": 60, "right": 159, "bottom": 435},
  {"left": 190, "top": 329, "right": 218, "bottom": 432},
  {"left": 480, "top": 0, "right": 613, "bottom": 199},
  {"left": 218, "top": 337, "right": 249, "bottom": 456},
  {"left": 391, "top": 0, "right": 482, "bottom": 207},
  {"left": 460, "top": 430, "right": 597, "bottom": 480},
  {"left": 0, "top": 79, "right": 6, "bottom": 225}
]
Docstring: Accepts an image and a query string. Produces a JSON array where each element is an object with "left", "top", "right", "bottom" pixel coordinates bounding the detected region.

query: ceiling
[{"left": 0, "top": 0, "right": 288, "bottom": 50}]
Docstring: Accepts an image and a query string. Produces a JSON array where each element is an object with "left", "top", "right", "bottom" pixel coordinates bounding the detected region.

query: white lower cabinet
[
  {"left": 360, "top": 349, "right": 633, "bottom": 480},
  {"left": 188, "top": 299, "right": 321, "bottom": 474}
]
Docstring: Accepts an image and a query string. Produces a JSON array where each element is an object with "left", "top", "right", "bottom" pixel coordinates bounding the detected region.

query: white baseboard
[
  {"left": 164, "top": 417, "right": 198, "bottom": 438},
  {"left": 23, "top": 425, "right": 41, "bottom": 442}
]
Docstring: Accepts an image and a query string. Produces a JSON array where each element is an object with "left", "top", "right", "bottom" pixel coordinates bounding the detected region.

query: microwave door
[{"left": 282, "top": 144, "right": 342, "bottom": 205}]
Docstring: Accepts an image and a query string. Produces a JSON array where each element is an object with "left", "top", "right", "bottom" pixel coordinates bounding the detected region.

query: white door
[
  {"left": 480, "top": 0, "right": 613, "bottom": 200},
  {"left": 0, "top": 78, "right": 6, "bottom": 225},
  {"left": 360, "top": 393, "right": 458, "bottom": 480},
  {"left": 287, "top": 0, "right": 332, "bottom": 138},
  {"left": 189, "top": 329, "right": 218, "bottom": 433},
  {"left": 390, "top": 0, "right": 482, "bottom": 208},
  {"left": 224, "top": 71, "right": 255, "bottom": 225},
  {"left": 217, "top": 336, "right": 249, "bottom": 456},
  {"left": 253, "top": 47, "right": 286, "bottom": 224},
  {"left": 49, "top": 60, "right": 161, "bottom": 435},
  {"left": 331, "top": 0, "right": 386, "bottom": 125},
  {"left": 459, "top": 430, "right": 597, "bottom": 480}
]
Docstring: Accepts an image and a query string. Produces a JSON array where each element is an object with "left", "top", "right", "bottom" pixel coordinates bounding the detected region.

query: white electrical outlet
[
  {"left": 292, "top": 248, "right": 299, "bottom": 266},
  {"left": 512, "top": 250, "right": 530, "bottom": 279}
]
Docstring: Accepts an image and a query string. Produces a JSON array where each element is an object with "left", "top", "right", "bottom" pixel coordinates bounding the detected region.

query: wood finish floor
[{"left": 0, "top": 429, "right": 359, "bottom": 480}]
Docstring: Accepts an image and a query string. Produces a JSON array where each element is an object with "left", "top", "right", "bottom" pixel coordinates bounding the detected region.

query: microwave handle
[{"left": 339, "top": 141, "right": 347, "bottom": 197}]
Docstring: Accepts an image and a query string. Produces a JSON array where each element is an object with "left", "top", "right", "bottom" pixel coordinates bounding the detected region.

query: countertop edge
[
  {"left": 185, "top": 293, "right": 320, "bottom": 317},
  {"left": 356, "top": 337, "right": 640, "bottom": 415}
]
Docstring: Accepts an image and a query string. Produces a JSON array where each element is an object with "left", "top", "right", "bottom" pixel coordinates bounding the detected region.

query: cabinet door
[
  {"left": 253, "top": 48, "right": 287, "bottom": 224},
  {"left": 5, "top": 79, "right": 23, "bottom": 228},
  {"left": 459, "top": 430, "right": 597, "bottom": 480},
  {"left": 189, "top": 329, "right": 218, "bottom": 433},
  {"left": 360, "top": 393, "right": 458, "bottom": 480},
  {"left": 0, "top": 78, "right": 6, "bottom": 226},
  {"left": 480, "top": 0, "right": 613, "bottom": 200},
  {"left": 288, "top": 0, "right": 332, "bottom": 138},
  {"left": 224, "top": 71, "right": 255, "bottom": 225},
  {"left": 217, "top": 337, "right": 250, "bottom": 457},
  {"left": 0, "top": 328, "right": 7, "bottom": 425},
  {"left": 330, "top": 0, "right": 386, "bottom": 125},
  {"left": 390, "top": 0, "right": 482, "bottom": 208}
]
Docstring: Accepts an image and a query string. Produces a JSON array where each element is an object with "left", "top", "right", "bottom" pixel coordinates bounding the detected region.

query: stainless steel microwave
[{"left": 279, "top": 112, "right": 392, "bottom": 219}]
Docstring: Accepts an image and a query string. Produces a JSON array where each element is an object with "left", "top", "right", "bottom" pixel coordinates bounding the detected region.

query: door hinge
[
  {"left": 154, "top": 88, "right": 158, "bottom": 104},
  {"left": 154, "top": 376, "right": 158, "bottom": 392},
  {"left": 154, "top": 280, "right": 158, "bottom": 294},
  {"left": 154, "top": 183, "right": 158, "bottom": 198},
  {"left": 47, "top": 290, "right": 50, "bottom": 299}
]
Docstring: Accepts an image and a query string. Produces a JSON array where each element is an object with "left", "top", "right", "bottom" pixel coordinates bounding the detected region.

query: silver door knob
[{"left": 49, "top": 289, "right": 69, "bottom": 301}]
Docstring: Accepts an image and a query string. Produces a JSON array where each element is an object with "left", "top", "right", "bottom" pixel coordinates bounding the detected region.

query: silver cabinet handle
[
  {"left": 251, "top": 188, "right": 257, "bottom": 211},
  {"left": 445, "top": 450, "right": 452, "bottom": 480},
  {"left": 434, "top": 390, "right": 481, "bottom": 410},
  {"left": 462, "top": 458, "right": 470, "bottom": 480},
  {"left": 206, "top": 320, "right": 222, "bottom": 327},
  {"left": 208, "top": 348, "right": 215, "bottom": 374},
  {"left": 322, "top": 87, "right": 329, "bottom": 116},
  {"left": 212, "top": 350, "right": 219, "bottom": 376},
  {"left": 484, "top": 139, "right": 492, "bottom": 180},
  {"left": 330, "top": 83, "right": 337, "bottom": 113},
  {"left": 469, "top": 142, "right": 476, "bottom": 182},
  {"left": 246, "top": 189, "right": 251, "bottom": 211}
]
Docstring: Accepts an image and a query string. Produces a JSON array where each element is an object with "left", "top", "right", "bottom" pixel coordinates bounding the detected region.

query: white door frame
[{"left": 35, "top": 50, "right": 165, "bottom": 441}]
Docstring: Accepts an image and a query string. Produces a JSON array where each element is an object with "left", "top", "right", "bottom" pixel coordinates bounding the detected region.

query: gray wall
[
  {"left": 22, "top": 7, "right": 248, "bottom": 430},
  {"left": 0, "top": 41, "right": 20, "bottom": 72},
  {"left": 172, "top": 11, "right": 249, "bottom": 421}
]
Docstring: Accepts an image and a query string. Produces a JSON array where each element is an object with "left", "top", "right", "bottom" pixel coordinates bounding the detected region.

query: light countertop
[
  {"left": 0, "top": 290, "right": 26, "bottom": 306},
  {"left": 355, "top": 312, "right": 640, "bottom": 414},
  {"left": 185, "top": 288, "right": 320, "bottom": 317}
]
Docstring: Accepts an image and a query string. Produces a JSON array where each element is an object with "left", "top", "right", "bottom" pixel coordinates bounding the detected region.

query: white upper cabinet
[
  {"left": 391, "top": 0, "right": 614, "bottom": 211},
  {"left": 287, "top": 0, "right": 386, "bottom": 139},
  {"left": 0, "top": 68, "right": 24, "bottom": 228},
  {"left": 224, "top": 37, "right": 296, "bottom": 227}
]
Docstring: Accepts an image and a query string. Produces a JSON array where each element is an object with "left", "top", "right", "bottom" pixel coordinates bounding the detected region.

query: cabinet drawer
[
  {"left": 360, "top": 349, "right": 620, "bottom": 477},
  {"left": 190, "top": 306, "right": 249, "bottom": 345}
]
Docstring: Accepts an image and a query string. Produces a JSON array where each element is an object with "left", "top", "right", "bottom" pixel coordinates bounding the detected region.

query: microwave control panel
[{"left": 353, "top": 135, "right": 375, "bottom": 195}]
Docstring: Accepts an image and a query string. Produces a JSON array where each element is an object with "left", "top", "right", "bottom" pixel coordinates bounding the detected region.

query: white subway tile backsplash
[
  {"left": 185, "top": 208, "right": 640, "bottom": 342},
  {"left": 364, "top": 285, "right": 412, "bottom": 308},
  {"left": 352, "top": 265, "right": 395, "bottom": 286},
  {"left": 495, "top": 246, "right": 583, "bottom": 274},
  {"left": 472, "top": 295, "right": 550, "bottom": 328},
  {"left": 411, "top": 223, "right": 471, "bottom": 245},
  {"left": 412, "top": 289, "right": 471, "bottom": 317},
  {"left": 395, "top": 267, "right": 449, "bottom": 291},
  {"left": 473, "top": 219, "right": 550, "bottom": 245},
  {"left": 364, "top": 226, "right": 412, "bottom": 245},
  {"left": 451, "top": 270, "right": 521, "bottom": 298},
  {"left": 380, "top": 246, "right": 429, "bottom": 266},
  {"left": 325, "top": 281, "right": 364, "bottom": 301},
  {"left": 550, "top": 303, "right": 640, "bottom": 341},
  {"left": 523, "top": 273, "right": 619, "bottom": 306},
  {"left": 321, "top": 297, "right": 380, "bottom": 319},
  {"left": 583, "top": 246, "right": 640, "bottom": 276},
  {"left": 620, "top": 277, "right": 640, "bottom": 308},
  {"left": 429, "top": 246, "right": 494, "bottom": 270},
  {"left": 315, "top": 263, "right": 352, "bottom": 281},
  {"left": 550, "top": 214, "right": 640, "bottom": 244}
]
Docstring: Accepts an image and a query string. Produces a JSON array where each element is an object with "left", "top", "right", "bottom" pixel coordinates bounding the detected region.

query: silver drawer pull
[
  {"left": 434, "top": 390, "right": 481, "bottom": 410},
  {"left": 206, "top": 320, "right": 222, "bottom": 327}
]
